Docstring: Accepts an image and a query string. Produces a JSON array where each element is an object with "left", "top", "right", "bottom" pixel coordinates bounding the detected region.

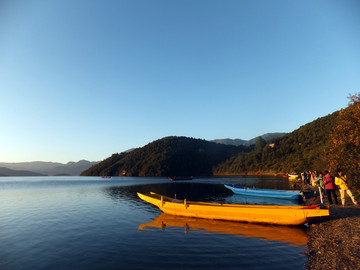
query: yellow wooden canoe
[
  {"left": 139, "top": 213, "right": 308, "bottom": 246},
  {"left": 137, "top": 192, "right": 329, "bottom": 226}
]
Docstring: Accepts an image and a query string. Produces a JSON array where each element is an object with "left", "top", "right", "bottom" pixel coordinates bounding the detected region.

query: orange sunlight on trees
[{"left": 328, "top": 93, "right": 360, "bottom": 191}]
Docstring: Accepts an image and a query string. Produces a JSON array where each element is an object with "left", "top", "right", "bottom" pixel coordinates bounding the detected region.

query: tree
[
  {"left": 254, "top": 137, "right": 266, "bottom": 154},
  {"left": 328, "top": 93, "right": 360, "bottom": 191}
]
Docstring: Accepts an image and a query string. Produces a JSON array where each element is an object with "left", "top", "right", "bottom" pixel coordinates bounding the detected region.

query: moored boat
[
  {"left": 137, "top": 192, "right": 329, "bottom": 226},
  {"left": 168, "top": 176, "right": 193, "bottom": 181},
  {"left": 224, "top": 184, "right": 301, "bottom": 200}
]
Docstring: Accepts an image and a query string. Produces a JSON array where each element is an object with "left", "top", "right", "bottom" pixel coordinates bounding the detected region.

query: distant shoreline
[{"left": 213, "top": 172, "right": 288, "bottom": 177}]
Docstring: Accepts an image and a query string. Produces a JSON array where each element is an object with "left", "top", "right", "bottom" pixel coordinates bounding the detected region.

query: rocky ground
[
  {"left": 300, "top": 184, "right": 360, "bottom": 270},
  {"left": 306, "top": 205, "right": 360, "bottom": 270}
]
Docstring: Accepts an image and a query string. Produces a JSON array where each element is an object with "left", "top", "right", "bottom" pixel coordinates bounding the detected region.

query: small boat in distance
[
  {"left": 168, "top": 176, "right": 193, "bottom": 181},
  {"left": 101, "top": 176, "right": 111, "bottom": 179},
  {"left": 224, "top": 184, "right": 301, "bottom": 200},
  {"left": 137, "top": 192, "right": 329, "bottom": 226}
]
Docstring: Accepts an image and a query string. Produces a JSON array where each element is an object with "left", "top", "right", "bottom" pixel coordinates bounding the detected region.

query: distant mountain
[
  {"left": 212, "top": 138, "right": 247, "bottom": 146},
  {"left": 81, "top": 136, "right": 247, "bottom": 177},
  {"left": 0, "top": 167, "right": 45, "bottom": 176},
  {"left": 47, "top": 160, "right": 99, "bottom": 176},
  {"left": 0, "top": 160, "right": 98, "bottom": 176},
  {"left": 212, "top": 133, "right": 287, "bottom": 146}
]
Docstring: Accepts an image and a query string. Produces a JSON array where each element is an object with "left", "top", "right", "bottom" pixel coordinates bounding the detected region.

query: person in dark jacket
[{"left": 323, "top": 170, "right": 338, "bottom": 205}]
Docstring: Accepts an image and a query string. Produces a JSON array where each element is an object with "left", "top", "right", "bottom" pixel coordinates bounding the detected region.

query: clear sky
[{"left": 1, "top": 0, "right": 359, "bottom": 163}]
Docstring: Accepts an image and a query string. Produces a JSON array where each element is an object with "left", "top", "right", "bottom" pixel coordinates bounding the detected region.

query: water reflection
[
  {"left": 0, "top": 176, "right": 307, "bottom": 270},
  {"left": 105, "top": 182, "right": 233, "bottom": 202},
  {"left": 139, "top": 213, "right": 308, "bottom": 247}
]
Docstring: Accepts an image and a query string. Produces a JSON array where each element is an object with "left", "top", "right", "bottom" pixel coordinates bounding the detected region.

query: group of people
[{"left": 301, "top": 170, "right": 358, "bottom": 207}]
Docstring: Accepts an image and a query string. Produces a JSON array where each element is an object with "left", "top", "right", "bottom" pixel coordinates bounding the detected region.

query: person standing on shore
[
  {"left": 323, "top": 171, "right": 338, "bottom": 205},
  {"left": 315, "top": 172, "right": 324, "bottom": 204},
  {"left": 311, "top": 171, "right": 317, "bottom": 186},
  {"left": 315, "top": 172, "right": 324, "bottom": 189},
  {"left": 306, "top": 171, "right": 311, "bottom": 185},
  {"left": 335, "top": 169, "right": 358, "bottom": 207},
  {"left": 301, "top": 172, "right": 306, "bottom": 185}
]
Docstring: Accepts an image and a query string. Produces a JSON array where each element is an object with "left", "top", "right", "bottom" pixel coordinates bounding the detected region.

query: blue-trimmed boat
[{"left": 224, "top": 184, "right": 301, "bottom": 200}]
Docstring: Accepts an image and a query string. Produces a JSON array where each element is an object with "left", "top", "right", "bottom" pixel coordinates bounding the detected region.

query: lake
[{"left": 0, "top": 176, "right": 308, "bottom": 269}]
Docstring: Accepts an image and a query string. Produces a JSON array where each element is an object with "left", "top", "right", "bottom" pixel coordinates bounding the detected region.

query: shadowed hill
[{"left": 81, "top": 136, "right": 247, "bottom": 177}]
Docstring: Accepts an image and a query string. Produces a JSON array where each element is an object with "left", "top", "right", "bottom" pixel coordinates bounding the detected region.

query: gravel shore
[{"left": 305, "top": 195, "right": 360, "bottom": 269}]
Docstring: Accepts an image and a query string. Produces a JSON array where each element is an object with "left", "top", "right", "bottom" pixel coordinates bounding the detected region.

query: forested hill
[
  {"left": 82, "top": 111, "right": 340, "bottom": 177},
  {"left": 213, "top": 111, "right": 339, "bottom": 175},
  {"left": 81, "top": 137, "right": 247, "bottom": 177}
]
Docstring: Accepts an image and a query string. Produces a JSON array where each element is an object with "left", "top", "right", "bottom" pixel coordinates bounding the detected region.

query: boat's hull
[
  {"left": 137, "top": 192, "right": 329, "bottom": 226},
  {"left": 224, "top": 184, "right": 301, "bottom": 200}
]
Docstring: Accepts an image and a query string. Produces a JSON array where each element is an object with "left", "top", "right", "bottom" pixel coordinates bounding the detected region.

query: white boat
[{"left": 224, "top": 184, "right": 301, "bottom": 200}]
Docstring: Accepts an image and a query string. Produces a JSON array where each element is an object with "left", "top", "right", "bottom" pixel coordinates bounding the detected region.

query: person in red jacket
[{"left": 323, "top": 171, "right": 338, "bottom": 205}]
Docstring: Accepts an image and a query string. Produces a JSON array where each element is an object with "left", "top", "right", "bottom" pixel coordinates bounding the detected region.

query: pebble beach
[{"left": 303, "top": 185, "right": 360, "bottom": 270}]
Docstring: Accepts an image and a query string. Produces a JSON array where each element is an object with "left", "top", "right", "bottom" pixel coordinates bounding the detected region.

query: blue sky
[{"left": 1, "top": 0, "right": 359, "bottom": 163}]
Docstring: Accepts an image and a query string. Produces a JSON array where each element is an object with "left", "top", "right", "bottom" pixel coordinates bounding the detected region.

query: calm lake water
[{"left": 0, "top": 176, "right": 308, "bottom": 270}]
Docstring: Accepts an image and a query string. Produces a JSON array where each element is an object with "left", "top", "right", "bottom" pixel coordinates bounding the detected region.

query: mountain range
[
  {"left": 1, "top": 119, "right": 335, "bottom": 177},
  {"left": 82, "top": 111, "right": 339, "bottom": 177},
  {"left": 0, "top": 160, "right": 98, "bottom": 176},
  {"left": 81, "top": 133, "right": 289, "bottom": 177},
  {"left": 0, "top": 134, "right": 284, "bottom": 177},
  {"left": 81, "top": 136, "right": 245, "bottom": 177},
  {"left": 0, "top": 167, "right": 45, "bottom": 177}
]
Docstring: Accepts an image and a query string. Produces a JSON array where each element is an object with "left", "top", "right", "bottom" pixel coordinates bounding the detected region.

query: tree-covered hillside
[
  {"left": 81, "top": 152, "right": 128, "bottom": 176},
  {"left": 214, "top": 111, "right": 339, "bottom": 175},
  {"left": 82, "top": 111, "right": 342, "bottom": 177},
  {"left": 81, "top": 136, "right": 247, "bottom": 177},
  {"left": 328, "top": 94, "right": 360, "bottom": 190}
]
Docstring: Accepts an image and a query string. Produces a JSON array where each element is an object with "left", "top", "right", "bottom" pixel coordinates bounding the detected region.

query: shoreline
[{"left": 306, "top": 205, "right": 360, "bottom": 269}]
